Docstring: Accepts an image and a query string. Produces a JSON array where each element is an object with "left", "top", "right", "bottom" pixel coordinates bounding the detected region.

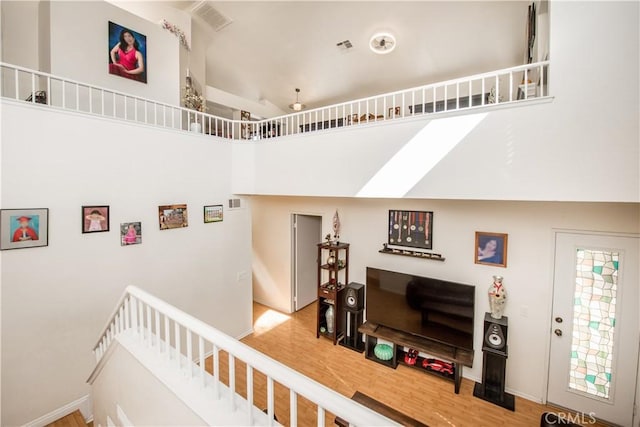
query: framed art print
[
  {"left": 475, "top": 232, "right": 508, "bottom": 267},
  {"left": 388, "top": 210, "right": 433, "bottom": 250},
  {"left": 158, "top": 204, "right": 188, "bottom": 230},
  {"left": 204, "top": 205, "right": 223, "bottom": 223},
  {"left": 82, "top": 205, "right": 109, "bottom": 233},
  {"left": 108, "top": 21, "right": 147, "bottom": 83},
  {"left": 1, "top": 208, "right": 49, "bottom": 250}
]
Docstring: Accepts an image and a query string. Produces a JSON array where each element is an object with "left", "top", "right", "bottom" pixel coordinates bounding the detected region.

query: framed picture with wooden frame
[
  {"left": 388, "top": 106, "right": 401, "bottom": 118},
  {"left": 475, "top": 231, "right": 508, "bottom": 267},
  {"left": 0, "top": 208, "right": 49, "bottom": 250},
  {"left": 203, "top": 205, "right": 223, "bottom": 223}
]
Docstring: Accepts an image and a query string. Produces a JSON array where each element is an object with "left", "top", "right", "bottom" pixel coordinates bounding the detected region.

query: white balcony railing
[
  {"left": 91, "top": 286, "right": 397, "bottom": 426},
  {"left": 1, "top": 61, "right": 549, "bottom": 141}
]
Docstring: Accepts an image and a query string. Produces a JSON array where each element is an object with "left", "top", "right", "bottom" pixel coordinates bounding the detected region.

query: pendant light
[{"left": 288, "top": 88, "right": 306, "bottom": 111}]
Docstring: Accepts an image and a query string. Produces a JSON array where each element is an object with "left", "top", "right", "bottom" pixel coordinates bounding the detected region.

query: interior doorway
[
  {"left": 547, "top": 231, "right": 639, "bottom": 426},
  {"left": 292, "top": 214, "right": 322, "bottom": 312}
]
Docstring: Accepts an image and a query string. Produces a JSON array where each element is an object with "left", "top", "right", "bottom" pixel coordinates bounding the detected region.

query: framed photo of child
[
  {"left": 82, "top": 206, "right": 110, "bottom": 233},
  {"left": 121, "top": 222, "right": 142, "bottom": 246},
  {"left": 0, "top": 208, "right": 49, "bottom": 250}
]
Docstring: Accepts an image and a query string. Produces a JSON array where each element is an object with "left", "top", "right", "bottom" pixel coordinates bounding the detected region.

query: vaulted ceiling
[{"left": 171, "top": 1, "right": 531, "bottom": 112}]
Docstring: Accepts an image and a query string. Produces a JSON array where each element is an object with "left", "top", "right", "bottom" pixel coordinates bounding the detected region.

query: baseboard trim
[{"left": 23, "top": 394, "right": 92, "bottom": 427}]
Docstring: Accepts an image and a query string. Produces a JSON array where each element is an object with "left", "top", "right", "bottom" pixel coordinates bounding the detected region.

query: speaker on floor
[
  {"left": 483, "top": 314, "right": 508, "bottom": 354},
  {"left": 344, "top": 282, "right": 365, "bottom": 311}
]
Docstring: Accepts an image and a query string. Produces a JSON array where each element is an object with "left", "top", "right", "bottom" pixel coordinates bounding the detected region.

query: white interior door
[
  {"left": 548, "top": 232, "right": 639, "bottom": 426},
  {"left": 293, "top": 214, "right": 321, "bottom": 311}
]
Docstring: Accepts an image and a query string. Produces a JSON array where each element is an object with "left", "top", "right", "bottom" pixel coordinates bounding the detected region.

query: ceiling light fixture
[
  {"left": 288, "top": 88, "right": 306, "bottom": 111},
  {"left": 369, "top": 32, "right": 396, "bottom": 55}
]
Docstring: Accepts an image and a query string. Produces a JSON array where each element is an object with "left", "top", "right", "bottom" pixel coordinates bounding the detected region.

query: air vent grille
[
  {"left": 192, "top": 1, "right": 233, "bottom": 32},
  {"left": 228, "top": 198, "right": 241, "bottom": 209},
  {"left": 336, "top": 40, "right": 353, "bottom": 50}
]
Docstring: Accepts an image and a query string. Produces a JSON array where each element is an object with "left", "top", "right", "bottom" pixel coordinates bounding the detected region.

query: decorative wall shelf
[{"left": 379, "top": 247, "right": 445, "bottom": 262}]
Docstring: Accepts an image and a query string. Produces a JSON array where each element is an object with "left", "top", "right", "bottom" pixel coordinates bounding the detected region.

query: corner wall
[
  {"left": 0, "top": 103, "right": 252, "bottom": 426},
  {"left": 250, "top": 195, "right": 639, "bottom": 402}
]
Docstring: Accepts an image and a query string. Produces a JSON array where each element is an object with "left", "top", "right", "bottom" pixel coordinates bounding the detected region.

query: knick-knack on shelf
[
  {"left": 488, "top": 275, "right": 507, "bottom": 319},
  {"left": 325, "top": 305, "right": 335, "bottom": 333}
]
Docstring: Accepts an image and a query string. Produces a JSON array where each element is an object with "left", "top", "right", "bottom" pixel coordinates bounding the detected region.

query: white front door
[{"left": 548, "top": 232, "right": 639, "bottom": 426}]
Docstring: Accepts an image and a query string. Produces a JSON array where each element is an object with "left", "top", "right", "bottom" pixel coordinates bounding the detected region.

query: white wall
[
  {"left": 250, "top": 195, "right": 639, "bottom": 402},
  {"left": 92, "top": 342, "right": 207, "bottom": 427},
  {"left": 49, "top": 1, "right": 180, "bottom": 105},
  {"left": 0, "top": 103, "right": 252, "bottom": 426},
  {"left": 233, "top": 1, "right": 639, "bottom": 203}
]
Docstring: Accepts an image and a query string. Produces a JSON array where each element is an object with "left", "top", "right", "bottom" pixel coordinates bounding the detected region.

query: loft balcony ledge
[{"left": 0, "top": 61, "right": 550, "bottom": 141}]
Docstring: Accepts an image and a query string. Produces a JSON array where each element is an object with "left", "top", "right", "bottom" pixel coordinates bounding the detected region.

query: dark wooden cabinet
[
  {"left": 359, "top": 322, "right": 473, "bottom": 394},
  {"left": 317, "top": 242, "right": 349, "bottom": 345}
]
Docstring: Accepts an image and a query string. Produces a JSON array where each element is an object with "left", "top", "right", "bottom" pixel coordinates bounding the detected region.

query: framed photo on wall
[
  {"left": 475, "top": 232, "right": 508, "bottom": 267},
  {"left": 121, "top": 222, "right": 142, "bottom": 246},
  {"left": 108, "top": 21, "right": 147, "bottom": 83},
  {"left": 158, "top": 204, "right": 188, "bottom": 230},
  {"left": 0, "top": 208, "right": 49, "bottom": 250},
  {"left": 388, "top": 210, "right": 433, "bottom": 250},
  {"left": 82, "top": 205, "right": 109, "bottom": 233},
  {"left": 204, "top": 205, "right": 223, "bottom": 223}
]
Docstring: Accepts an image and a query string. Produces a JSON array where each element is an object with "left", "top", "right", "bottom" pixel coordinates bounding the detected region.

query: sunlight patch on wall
[{"left": 356, "top": 113, "right": 488, "bottom": 198}]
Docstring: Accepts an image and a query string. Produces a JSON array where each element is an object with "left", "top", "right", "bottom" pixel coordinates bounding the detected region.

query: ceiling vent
[
  {"left": 336, "top": 40, "right": 353, "bottom": 50},
  {"left": 191, "top": 1, "right": 233, "bottom": 32}
]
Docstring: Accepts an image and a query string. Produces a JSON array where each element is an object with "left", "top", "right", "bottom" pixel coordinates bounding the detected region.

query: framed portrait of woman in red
[{"left": 108, "top": 21, "right": 147, "bottom": 83}]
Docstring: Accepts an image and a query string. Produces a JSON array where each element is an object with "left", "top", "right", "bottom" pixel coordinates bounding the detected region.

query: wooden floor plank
[
  {"left": 45, "top": 410, "right": 86, "bottom": 427},
  {"left": 201, "top": 301, "right": 611, "bottom": 427}
]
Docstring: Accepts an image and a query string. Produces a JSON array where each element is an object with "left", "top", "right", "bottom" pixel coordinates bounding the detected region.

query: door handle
[
  {"left": 555, "top": 317, "right": 563, "bottom": 323},
  {"left": 554, "top": 329, "right": 562, "bottom": 337}
]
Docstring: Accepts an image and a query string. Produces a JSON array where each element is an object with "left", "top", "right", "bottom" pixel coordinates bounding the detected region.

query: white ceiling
[{"left": 176, "top": 1, "right": 530, "bottom": 112}]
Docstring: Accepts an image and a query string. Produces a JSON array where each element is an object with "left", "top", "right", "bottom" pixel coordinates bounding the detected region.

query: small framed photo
[
  {"left": 475, "top": 232, "right": 508, "bottom": 267},
  {"left": 158, "top": 204, "right": 188, "bottom": 230},
  {"left": 82, "top": 205, "right": 110, "bottom": 233},
  {"left": 1, "top": 208, "right": 49, "bottom": 250},
  {"left": 121, "top": 222, "right": 142, "bottom": 246},
  {"left": 204, "top": 205, "right": 223, "bottom": 223}
]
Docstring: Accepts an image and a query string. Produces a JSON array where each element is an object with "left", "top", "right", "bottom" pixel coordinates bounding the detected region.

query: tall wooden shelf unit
[{"left": 317, "top": 242, "right": 350, "bottom": 345}]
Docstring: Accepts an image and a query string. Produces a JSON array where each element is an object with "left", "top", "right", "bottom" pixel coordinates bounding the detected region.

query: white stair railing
[
  {"left": 92, "top": 285, "right": 397, "bottom": 426},
  {"left": 1, "top": 61, "right": 549, "bottom": 142}
]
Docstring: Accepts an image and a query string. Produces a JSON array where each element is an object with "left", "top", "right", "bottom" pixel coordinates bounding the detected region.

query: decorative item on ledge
[
  {"left": 379, "top": 244, "right": 445, "bottom": 262},
  {"left": 160, "top": 19, "right": 190, "bottom": 50}
]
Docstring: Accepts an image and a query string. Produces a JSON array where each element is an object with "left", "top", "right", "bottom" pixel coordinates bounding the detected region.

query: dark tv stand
[{"left": 359, "top": 322, "right": 474, "bottom": 394}]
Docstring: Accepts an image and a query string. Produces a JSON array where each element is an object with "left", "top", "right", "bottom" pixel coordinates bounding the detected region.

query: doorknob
[
  {"left": 554, "top": 329, "right": 563, "bottom": 337},
  {"left": 555, "top": 317, "right": 563, "bottom": 323}
]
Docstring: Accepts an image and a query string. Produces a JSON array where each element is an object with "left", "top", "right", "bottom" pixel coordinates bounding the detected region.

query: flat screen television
[{"left": 366, "top": 267, "right": 475, "bottom": 350}]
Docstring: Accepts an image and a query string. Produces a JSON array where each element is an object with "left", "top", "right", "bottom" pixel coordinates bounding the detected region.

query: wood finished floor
[
  {"left": 205, "top": 302, "right": 610, "bottom": 427},
  {"left": 45, "top": 410, "right": 91, "bottom": 427}
]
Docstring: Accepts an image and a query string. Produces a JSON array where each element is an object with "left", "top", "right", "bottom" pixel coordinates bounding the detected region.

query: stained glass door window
[{"left": 569, "top": 249, "right": 619, "bottom": 399}]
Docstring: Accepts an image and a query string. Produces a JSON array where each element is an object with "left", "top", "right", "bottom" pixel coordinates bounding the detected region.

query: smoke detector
[{"left": 369, "top": 32, "right": 396, "bottom": 55}]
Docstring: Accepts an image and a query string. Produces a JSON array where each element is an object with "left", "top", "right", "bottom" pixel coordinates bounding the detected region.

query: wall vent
[
  {"left": 191, "top": 1, "right": 233, "bottom": 32},
  {"left": 228, "top": 198, "right": 241, "bottom": 209}
]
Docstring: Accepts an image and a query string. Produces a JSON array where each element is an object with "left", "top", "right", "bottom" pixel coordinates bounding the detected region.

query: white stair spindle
[
  {"left": 89, "top": 87, "right": 93, "bottom": 113},
  {"left": 524, "top": 68, "right": 529, "bottom": 99},
  {"left": 61, "top": 80, "right": 65, "bottom": 108},
  {"left": 47, "top": 76, "right": 51, "bottom": 106},
  {"left": 509, "top": 71, "right": 513, "bottom": 101},
  {"left": 456, "top": 83, "right": 459, "bottom": 109},
  {"left": 481, "top": 79, "right": 485, "bottom": 105},
  {"left": 75, "top": 83, "right": 79, "bottom": 111},
  {"left": 186, "top": 329, "right": 193, "bottom": 378},
  {"left": 246, "top": 365, "right": 254, "bottom": 424},
  {"left": 164, "top": 315, "right": 171, "bottom": 360},
  {"left": 267, "top": 376, "right": 274, "bottom": 426},
  {"left": 31, "top": 72, "right": 35, "bottom": 103},
  {"left": 229, "top": 355, "right": 236, "bottom": 411},
  {"left": 145, "top": 304, "right": 152, "bottom": 348},
  {"left": 444, "top": 85, "right": 448, "bottom": 111},
  {"left": 411, "top": 91, "right": 415, "bottom": 116},
  {"left": 137, "top": 300, "right": 144, "bottom": 342},
  {"left": 213, "top": 345, "right": 220, "bottom": 399},
  {"left": 290, "top": 390, "right": 298, "bottom": 427},
  {"left": 468, "top": 80, "right": 472, "bottom": 107},
  {"left": 199, "top": 336, "right": 205, "bottom": 388},
  {"left": 175, "top": 322, "right": 181, "bottom": 370},
  {"left": 125, "top": 297, "right": 131, "bottom": 330},
  {"left": 155, "top": 309, "right": 161, "bottom": 354},
  {"left": 317, "top": 406, "right": 325, "bottom": 427},
  {"left": 495, "top": 75, "right": 499, "bottom": 104}
]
